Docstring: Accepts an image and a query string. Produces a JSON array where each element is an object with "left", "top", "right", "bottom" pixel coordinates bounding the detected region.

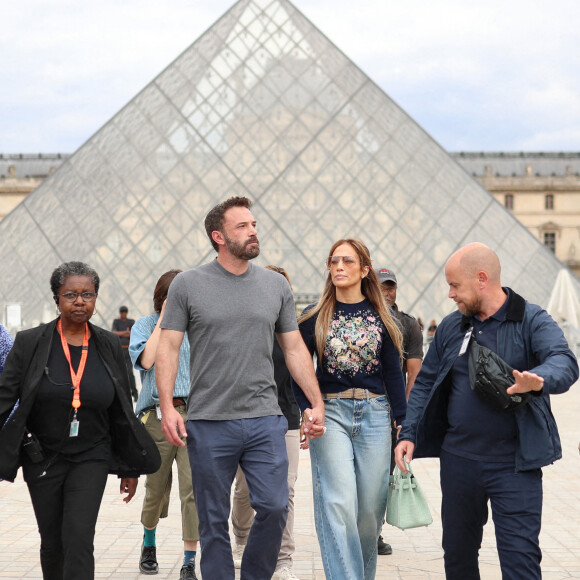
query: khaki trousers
[{"left": 141, "top": 406, "right": 199, "bottom": 541}]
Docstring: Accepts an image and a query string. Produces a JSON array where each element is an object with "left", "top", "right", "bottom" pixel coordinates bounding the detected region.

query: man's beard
[
  {"left": 224, "top": 233, "right": 260, "bottom": 260},
  {"left": 457, "top": 298, "right": 479, "bottom": 317}
]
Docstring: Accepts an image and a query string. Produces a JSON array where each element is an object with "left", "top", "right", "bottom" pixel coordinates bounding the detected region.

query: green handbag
[{"left": 386, "top": 461, "right": 433, "bottom": 530}]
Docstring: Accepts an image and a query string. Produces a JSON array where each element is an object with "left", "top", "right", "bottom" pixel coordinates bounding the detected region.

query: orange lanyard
[{"left": 57, "top": 319, "right": 89, "bottom": 412}]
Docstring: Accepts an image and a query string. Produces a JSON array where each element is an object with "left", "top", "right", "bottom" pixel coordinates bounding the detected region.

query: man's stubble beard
[{"left": 224, "top": 234, "right": 260, "bottom": 260}]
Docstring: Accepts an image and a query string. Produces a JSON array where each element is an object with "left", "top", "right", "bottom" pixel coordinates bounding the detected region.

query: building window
[
  {"left": 504, "top": 194, "right": 514, "bottom": 210},
  {"left": 545, "top": 194, "right": 554, "bottom": 210},
  {"left": 544, "top": 232, "right": 556, "bottom": 253}
]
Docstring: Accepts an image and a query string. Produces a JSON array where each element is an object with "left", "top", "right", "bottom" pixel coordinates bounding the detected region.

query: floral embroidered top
[{"left": 294, "top": 299, "right": 407, "bottom": 424}]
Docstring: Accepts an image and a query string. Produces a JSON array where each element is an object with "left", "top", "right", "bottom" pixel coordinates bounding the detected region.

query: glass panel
[{"left": 0, "top": 0, "right": 572, "bottom": 330}]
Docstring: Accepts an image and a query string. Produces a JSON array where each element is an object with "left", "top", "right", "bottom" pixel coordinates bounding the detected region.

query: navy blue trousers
[
  {"left": 187, "top": 416, "right": 288, "bottom": 580},
  {"left": 440, "top": 450, "right": 543, "bottom": 580}
]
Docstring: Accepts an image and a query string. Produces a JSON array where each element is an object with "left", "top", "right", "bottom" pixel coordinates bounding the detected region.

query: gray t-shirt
[{"left": 161, "top": 259, "right": 298, "bottom": 420}]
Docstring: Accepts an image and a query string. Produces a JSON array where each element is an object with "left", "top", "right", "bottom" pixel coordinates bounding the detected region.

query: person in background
[
  {"left": 426, "top": 319, "right": 437, "bottom": 345},
  {"left": 231, "top": 265, "right": 301, "bottom": 580},
  {"left": 130, "top": 270, "right": 199, "bottom": 580},
  {"left": 396, "top": 243, "right": 578, "bottom": 580},
  {"left": 112, "top": 305, "right": 138, "bottom": 402},
  {"left": 0, "top": 323, "right": 14, "bottom": 373},
  {"left": 375, "top": 268, "right": 423, "bottom": 397},
  {"left": 0, "top": 261, "right": 160, "bottom": 580},
  {"left": 294, "top": 238, "right": 406, "bottom": 580},
  {"left": 374, "top": 267, "right": 424, "bottom": 556},
  {"left": 0, "top": 323, "right": 15, "bottom": 448}
]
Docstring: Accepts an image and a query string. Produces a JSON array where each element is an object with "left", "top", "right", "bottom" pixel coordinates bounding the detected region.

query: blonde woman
[{"left": 293, "top": 239, "right": 406, "bottom": 580}]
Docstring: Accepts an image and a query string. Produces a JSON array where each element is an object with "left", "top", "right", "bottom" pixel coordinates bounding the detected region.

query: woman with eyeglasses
[
  {"left": 293, "top": 239, "right": 407, "bottom": 580},
  {"left": 0, "top": 261, "right": 160, "bottom": 580}
]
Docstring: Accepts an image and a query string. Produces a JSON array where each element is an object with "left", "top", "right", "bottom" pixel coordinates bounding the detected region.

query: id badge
[
  {"left": 458, "top": 327, "right": 473, "bottom": 356},
  {"left": 156, "top": 404, "right": 162, "bottom": 420},
  {"left": 69, "top": 419, "right": 80, "bottom": 437}
]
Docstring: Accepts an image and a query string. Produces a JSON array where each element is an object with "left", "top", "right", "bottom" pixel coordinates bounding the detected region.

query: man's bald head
[
  {"left": 445, "top": 243, "right": 506, "bottom": 319},
  {"left": 447, "top": 243, "right": 501, "bottom": 285}
]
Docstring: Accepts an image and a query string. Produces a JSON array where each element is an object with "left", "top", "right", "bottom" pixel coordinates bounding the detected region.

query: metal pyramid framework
[{"left": 0, "top": 0, "right": 572, "bottom": 329}]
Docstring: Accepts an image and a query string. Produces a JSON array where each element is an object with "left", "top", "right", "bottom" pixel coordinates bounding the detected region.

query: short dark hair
[
  {"left": 50, "top": 261, "right": 100, "bottom": 301},
  {"left": 204, "top": 196, "right": 253, "bottom": 251},
  {"left": 153, "top": 269, "right": 182, "bottom": 313}
]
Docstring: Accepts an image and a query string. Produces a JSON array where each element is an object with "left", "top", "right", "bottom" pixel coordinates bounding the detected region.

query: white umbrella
[
  {"left": 547, "top": 268, "right": 580, "bottom": 355},
  {"left": 547, "top": 269, "right": 580, "bottom": 327}
]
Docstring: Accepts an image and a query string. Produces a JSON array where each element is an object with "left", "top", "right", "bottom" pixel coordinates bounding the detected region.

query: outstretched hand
[{"left": 506, "top": 370, "right": 544, "bottom": 395}]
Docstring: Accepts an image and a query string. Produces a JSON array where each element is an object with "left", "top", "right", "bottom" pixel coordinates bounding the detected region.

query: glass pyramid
[{"left": 0, "top": 0, "right": 573, "bottom": 330}]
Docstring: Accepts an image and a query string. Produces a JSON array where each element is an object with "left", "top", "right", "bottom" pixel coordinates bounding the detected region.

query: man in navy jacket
[{"left": 396, "top": 243, "right": 578, "bottom": 580}]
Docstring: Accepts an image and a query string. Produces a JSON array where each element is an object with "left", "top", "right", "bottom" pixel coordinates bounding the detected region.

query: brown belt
[
  {"left": 323, "top": 388, "right": 383, "bottom": 400},
  {"left": 172, "top": 398, "right": 186, "bottom": 407}
]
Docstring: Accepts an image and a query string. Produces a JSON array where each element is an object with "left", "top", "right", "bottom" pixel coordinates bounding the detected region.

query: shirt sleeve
[
  {"left": 381, "top": 329, "right": 407, "bottom": 424},
  {"left": 527, "top": 306, "right": 579, "bottom": 394},
  {"left": 160, "top": 273, "right": 191, "bottom": 333},
  {"left": 275, "top": 278, "right": 299, "bottom": 334},
  {"left": 129, "top": 315, "right": 156, "bottom": 371},
  {"left": 403, "top": 316, "right": 424, "bottom": 360},
  {"left": 0, "top": 324, "right": 14, "bottom": 374}
]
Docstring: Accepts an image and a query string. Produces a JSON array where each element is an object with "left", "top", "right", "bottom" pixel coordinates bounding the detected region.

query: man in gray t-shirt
[
  {"left": 156, "top": 196, "right": 325, "bottom": 580},
  {"left": 162, "top": 261, "right": 297, "bottom": 421}
]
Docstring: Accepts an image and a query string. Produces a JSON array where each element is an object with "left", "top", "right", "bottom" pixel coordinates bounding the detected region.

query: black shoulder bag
[{"left": 466, "top": 327, "right": 530, "bottom": 411}]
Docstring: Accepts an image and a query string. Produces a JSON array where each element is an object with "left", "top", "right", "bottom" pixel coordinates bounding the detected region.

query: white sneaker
[
  {"left": 272, "top": 567, "right": 300, "bottom": 580},
  {"left": 232, "top": 543, "right": 245, "bottom": 569}
]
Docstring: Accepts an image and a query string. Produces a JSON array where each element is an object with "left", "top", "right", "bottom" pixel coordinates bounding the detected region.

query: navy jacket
[
  {"left": 0, "top": 318, "right": 161, "bottom": 482},
  {"left": 399, "top": 288, "right": 578, "bottom": 472}
]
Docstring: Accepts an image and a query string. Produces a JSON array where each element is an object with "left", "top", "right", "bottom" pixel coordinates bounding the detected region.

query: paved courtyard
[{"left": 1, "top": 383, "right": 579, "bottom": 579}]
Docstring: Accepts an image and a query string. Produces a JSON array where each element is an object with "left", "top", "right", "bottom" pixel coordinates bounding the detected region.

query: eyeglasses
[
  {"left": 58, "top": 292, "right": 98, "bottom": 303},
  {"left": 327, "top": 256, "right": 358, "bottom": 267}
]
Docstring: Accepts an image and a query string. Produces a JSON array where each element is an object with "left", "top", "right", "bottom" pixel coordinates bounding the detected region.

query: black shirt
[
  {"left": 112, "top": 318, "right": 135, "bottom": 347},
  {"left": 28, "top": 330, "right": 116, "bottom": 462}
]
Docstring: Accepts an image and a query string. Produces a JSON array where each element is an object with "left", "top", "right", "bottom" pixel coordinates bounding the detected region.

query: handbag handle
[{"left": 393, "top": 460, "right": 418, "bottom": 489}]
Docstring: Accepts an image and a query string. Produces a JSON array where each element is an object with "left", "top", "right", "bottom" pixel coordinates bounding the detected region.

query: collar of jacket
[
  {"left": 460, "top": 287, "right": 525, "bottom": 331},
  {"left": 38, "top": 317, "right": 109, "bottom": 348}
]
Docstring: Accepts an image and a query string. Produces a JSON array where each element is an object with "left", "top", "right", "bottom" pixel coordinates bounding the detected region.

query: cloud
[{"left": 2, "top": 0, "right": 580, "bottom": 152}]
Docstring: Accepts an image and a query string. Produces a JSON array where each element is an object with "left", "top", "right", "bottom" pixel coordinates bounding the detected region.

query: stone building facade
[
  {"left": 452, "top": 152, "right": 580, "bottom": 276},
  {"left": 0, "top": 154, "right": 69, "bottom": 219}
]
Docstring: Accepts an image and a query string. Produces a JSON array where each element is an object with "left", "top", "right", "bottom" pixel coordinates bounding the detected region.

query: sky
[{"left": 2, "top": 0, "right": 579, "bottom": 154}]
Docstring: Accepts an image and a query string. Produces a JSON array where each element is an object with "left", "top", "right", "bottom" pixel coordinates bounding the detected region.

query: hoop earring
[
  {"left": 55, "top": 306, "right": 60, "bottom": 316},
  {"left": 93, "top": 306, "right": 98, "bottom": 315}
]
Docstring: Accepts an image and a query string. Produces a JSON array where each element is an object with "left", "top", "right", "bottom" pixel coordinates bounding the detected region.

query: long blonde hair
[{"left": 298, "top": 238, "right": 403, "bottom": 361}]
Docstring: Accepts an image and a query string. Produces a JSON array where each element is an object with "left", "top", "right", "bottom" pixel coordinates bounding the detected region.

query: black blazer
[{"left": 0, "top": 318, "right": 161, "bottom": 482}]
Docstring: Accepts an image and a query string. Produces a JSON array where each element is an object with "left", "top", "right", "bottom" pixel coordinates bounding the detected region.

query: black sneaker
[
  {"left": 377, "top": 535, "right": 393, "bottom": 555},
  {"left": 180, "top": 564, "right": 198, "bottom": 579},
  {"left": 139, "top": 544, "right": 159, "bottom": 574}
]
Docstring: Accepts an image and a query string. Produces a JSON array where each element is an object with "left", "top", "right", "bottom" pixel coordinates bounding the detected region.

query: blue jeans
[
  {"left": 309, "top": 395, "right": 391, "bottom": 580},
  {"left": 187, "top": 416, "right": 288, "bottom": 580},
  {"left": 440, "top": 450, "right": 543, "bottom": 580}
]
